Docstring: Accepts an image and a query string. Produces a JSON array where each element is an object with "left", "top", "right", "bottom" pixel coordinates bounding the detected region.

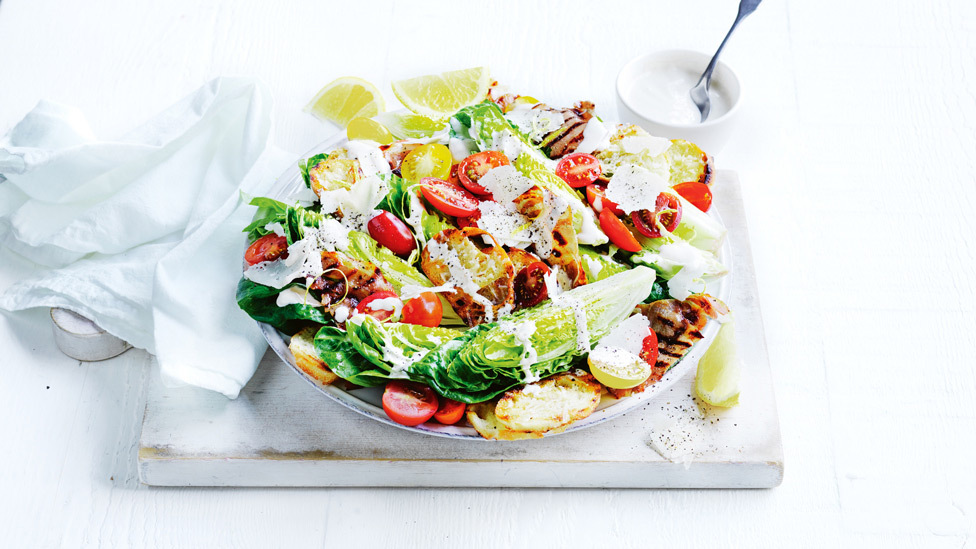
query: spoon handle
[{"left": 696, "top": 0, "right": 762, "bottom": 88}]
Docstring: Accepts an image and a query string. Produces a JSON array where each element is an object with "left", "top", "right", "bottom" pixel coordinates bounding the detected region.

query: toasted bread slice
[
  {"left": 421, "top": 227, "right": 515, "bottom": 326},
  {"left": 494, "top": 370, "right": 602, "bottom": 433},
  {"left": 289, "top": 327, "right": 338, "bottom": 387},
  {"left": 307, "top": 149, "right": 360, "bottom": 197},
  {"left": 465, "top": 402, "right": 546, "bottom": 441}
]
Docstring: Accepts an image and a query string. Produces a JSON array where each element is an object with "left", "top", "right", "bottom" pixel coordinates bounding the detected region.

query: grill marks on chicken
[
  {"left": 607, "top": 295, "right": 729, "bottom": 399},
  {"left": 546, "top": 101, "right": 597, "bottom": 159},
  {"left": 309, "top": 252, "right": 395, "bottom": 311}
]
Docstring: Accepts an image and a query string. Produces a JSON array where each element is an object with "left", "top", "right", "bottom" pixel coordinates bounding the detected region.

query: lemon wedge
[
  {"left": 391, "top": 67, "right": 492, "bottom": 121},
  {"left": 304, "top": 77, "right": 385, "bottom": 128},
  {"left": 695, "top": 319, "right": 741, "bottom": 407}
]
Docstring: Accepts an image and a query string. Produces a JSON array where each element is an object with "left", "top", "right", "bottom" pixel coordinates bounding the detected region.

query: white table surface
[{"left": 1, "top": 0, "right": 974, "bottom": 546}]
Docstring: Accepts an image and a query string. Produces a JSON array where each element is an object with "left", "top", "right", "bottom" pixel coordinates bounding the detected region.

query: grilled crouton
[
  {"left": 307, "top": 150, "right": 360, "bottom": 197},
  {"left": 421, "top": 227, "right": 515, "bottom": 326},
  {"left": 494, "top": 370, "right": 602, "bottom": 433},
  {"left": 465, "top": 402, "right": 546, "bottom": 441},
  {"left": 289, "top": 327, "right": 338, "bottom": 387}
]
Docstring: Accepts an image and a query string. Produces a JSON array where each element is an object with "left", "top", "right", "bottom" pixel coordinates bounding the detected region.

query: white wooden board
[{"left": 138, "top": 172, "right": 783, "bottom": 488}]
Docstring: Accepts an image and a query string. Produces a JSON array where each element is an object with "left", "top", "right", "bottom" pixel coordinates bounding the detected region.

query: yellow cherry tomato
[{"left": 400, "top": 143, "right": 452, "bottom": 182}]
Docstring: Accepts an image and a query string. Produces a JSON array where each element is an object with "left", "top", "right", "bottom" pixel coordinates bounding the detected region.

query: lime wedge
[
  {"left": 373, "top": 112, "right": 448, "bottom": 139},
  {"left": 391, "top": 67, "right": 492, "bottom": 121},
  {"left": 304, "top": 77, "right": 385, "bottom": 128},
  {"left": 695, "top": 319, "right": 741, "bottom": 407}
]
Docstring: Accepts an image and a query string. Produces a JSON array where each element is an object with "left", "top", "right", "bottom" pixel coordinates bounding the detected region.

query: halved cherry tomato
[
  {"left": 456, "top": 216, "right": 479, "bottom": 229},
  {"left": 599, "top": 208, "right": 642, "bottom": 253},
  {"left": 672, "top": 181, "right": 713, "bottom": 212},
  {"left": 631, "top": 193, "right": 683, "bottom": 238},
  {"left": 514, "top": 261, "right": 551, "bottom": 309},
  {"left": 555, "top": 152, "right": 602, "bottom": 188},
  {"left": 639, "top": 332, "right": 659, "bottom": 367},
  {"left": 355, "top": 291, "right": 401, "bottom": 322},
  {"left": 244, "top": 234, "right": 289, "bottom": 266},
  {"left": 585, "top": 184, "right": 624, "bottom": 216},
  {"left": 382, "top": 380, "right": 439, "bottom": 426},
  {"left": 367, "top": 211, "right": 416, "bottom": 257},
  {"left": 401, "top": 292, "right": 443, "bottom": 327},
  {"left": 433, "top": 397, "right": 466, "bottom": 425},
  {"left": 419, "top": 177, "right": 480, "bottom": 218},
  {"left": 457, "top": 151, "right": 509, "bottom": 195}
]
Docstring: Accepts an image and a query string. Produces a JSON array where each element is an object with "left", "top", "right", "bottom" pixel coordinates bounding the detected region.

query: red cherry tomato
[
  {"left": 367, "top": 211, "right": 416, "bottom": 257},
  {"left": 514, "top": 261, "right": 551, "bottom": 309},
  {"left": 401, "top": 292, "right": 443, "bottom": 327},
  {"left": 244, "top": 234, "right": 289, "bottom": 266},
  {"left": 419, "top": 177, "right": 480, "bottom": 217},
  {"left": 672, "top": 181, "right": 713, "bottom": 212},
  {"left": 585, "top": 184, "right": 624, "bottom": 216},
  {"left": 457, "top": 151, "right": 509, "bottom": 195},
  {"left": 631, "top": 193, "right": 683, "bottom": 238},
  {"left": 599, "top": 208, "right": 642, "bottom": 253},
  {"left": 639, "top": 332, "right": 659, "bottom": 367},
  {"left": 433, "top": 397, "right": 466, "bottom": 425},
  {"left": 382, "top": 380, "right": 439, "bottom": 427},
  {"left": 555, "top": 152, "right": 602, "bottom": 188},
  {"left": 355, "top": 291, "right": 401, "bottom": 322}
]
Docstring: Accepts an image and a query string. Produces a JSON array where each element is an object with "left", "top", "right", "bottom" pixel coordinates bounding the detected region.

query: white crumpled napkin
[{"left": 0, "top": 77, "right": 294, "bottom": 398}]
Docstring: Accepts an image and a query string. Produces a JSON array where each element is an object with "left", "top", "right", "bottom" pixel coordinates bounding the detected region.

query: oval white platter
[{"left": 257, "top": 129, "right": 732, "bottom": 440}]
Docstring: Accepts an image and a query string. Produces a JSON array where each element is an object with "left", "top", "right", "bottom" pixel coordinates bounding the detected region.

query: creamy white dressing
[
  {"left": 275, "top": 286, "right": 322, "bottom": 308},
  {"left": 491, "top": 130, "right": 523, "bottom": 160},
  {"left": 500, "top": 319, "right": 540, "bottom": 383},
  {"left": 575, "top": 117, "right": 611, "bottom": 154},
  {"left": 658, "top": 241, "right": 708, "bottom": 300},
  {"left": 334, "top": 305, "right": 351, "bottom": 324},
  {"left": 425, "top": 239, "right": 498, "bottom": 322},
  {"left": 626, "top": 65, "right": 732, "bottom": 124},
  {"left": 346, "top": 139, "right": 392, "bottom": 177},
  {"left": 366, "top": 296, "right": 403, "bottom": 317},
  {"left": 399, "top": 283, "right": 455, "bottom": 302},
  {"left": 575, "top": 207, "right": 607, "bottom": 246},
  {"left": 549, "top": 293, "right": 590, "bottom": 353}
]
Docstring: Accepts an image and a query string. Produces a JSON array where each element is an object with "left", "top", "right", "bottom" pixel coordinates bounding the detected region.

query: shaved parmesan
[
  {"left": 619, "top": 135, "right": 672, "bottom": 156},
  {"left": 605, "top": 165, "right": 671, "bottom": 214}
]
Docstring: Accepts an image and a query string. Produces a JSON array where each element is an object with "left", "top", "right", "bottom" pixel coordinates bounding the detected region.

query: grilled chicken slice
[
  {"left": 606, "top": 294, "right": 729, "bottom": 398},
  {"left": 545, "top": 101, "right": 597, "bottom": 159},
  {"left": 420, "top": 227, "right": 515, "bottom": 326},
  {"left": 513, "top": 188, "right": 587, "bottom": 288},
  {"left": 308, "top": 251, "right": 395, "bottom": 312}
]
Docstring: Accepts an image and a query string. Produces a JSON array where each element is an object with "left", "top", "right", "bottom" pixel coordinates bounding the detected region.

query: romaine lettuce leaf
[
  {"left": 323, "top": 266, "right": 657, "bottom": 403},
  {"left": 236, "top": 278, "right": 327, "bottom": 334}
]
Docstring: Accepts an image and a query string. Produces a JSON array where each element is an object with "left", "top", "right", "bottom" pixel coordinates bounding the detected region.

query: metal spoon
[{"left": 690, "top": 0, "right": 761, "bottom": 122}]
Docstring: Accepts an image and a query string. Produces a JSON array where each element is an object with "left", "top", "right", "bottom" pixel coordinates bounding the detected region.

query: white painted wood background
[{"left": 0, "top": 0, "right": 973, "bottom": 546}]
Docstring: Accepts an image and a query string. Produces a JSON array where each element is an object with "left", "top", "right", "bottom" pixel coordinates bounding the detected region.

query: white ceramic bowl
[{"left": 616, "top": 49, "right": 742, "bottom": 154}]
